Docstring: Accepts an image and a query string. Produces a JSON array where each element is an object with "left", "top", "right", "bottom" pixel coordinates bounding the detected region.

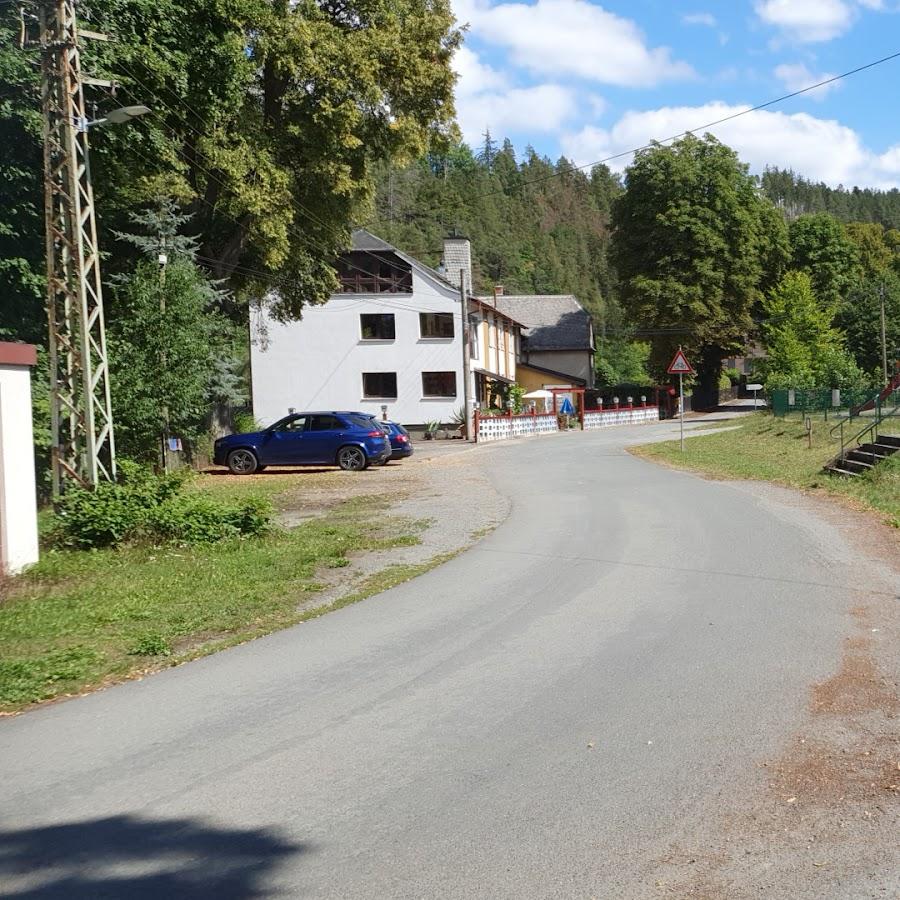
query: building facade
[
  {"left": 251, "top": 231, "right": 520, "bottom": 427},
  {"left": 0, "top": 342, "right": 39, "bottom": 574},
  {"left": 491, "top": 293, "right": 595, "bottom": 390}
]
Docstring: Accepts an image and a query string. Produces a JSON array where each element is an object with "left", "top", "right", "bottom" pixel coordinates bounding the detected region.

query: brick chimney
[{"left": 442, "top": 235, "right": 472, "bottom": 293}]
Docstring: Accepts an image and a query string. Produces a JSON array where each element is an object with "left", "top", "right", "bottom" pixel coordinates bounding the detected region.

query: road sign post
[
  {"left": 666, "top": 348, "right": 695, "bottom": 453},
  {"left": 746, "top": 383, "right": 763, "bottom": 411}
]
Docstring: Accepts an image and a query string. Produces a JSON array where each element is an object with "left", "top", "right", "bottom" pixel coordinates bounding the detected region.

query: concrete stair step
[
  {"left": 859, "top": 441, "right": 898, "bottom": 455},
  {"left": 848, "top": 450, "right": 889, "bottom": 464},
  {"left": 825, "top": 465, "right": 861, "bottom": 478},
  {"left": 841, "top": 457, "right": 874, "bottom": 473}
]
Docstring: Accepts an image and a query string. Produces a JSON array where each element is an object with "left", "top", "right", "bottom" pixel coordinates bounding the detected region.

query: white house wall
[
  {"left": 0, "top": 364, "right": 39, "bottom": 574},
  {"left": 251, "top": 271, "right": 466, "bottom": 426}
]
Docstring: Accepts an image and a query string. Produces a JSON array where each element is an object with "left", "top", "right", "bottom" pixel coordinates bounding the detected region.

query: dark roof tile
[{"left": 488, "top": 295, "right": 593, "bottom": 351}]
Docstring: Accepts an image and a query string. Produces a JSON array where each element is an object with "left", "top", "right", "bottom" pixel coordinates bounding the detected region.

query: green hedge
[{"left": 53, "top": 461, "right": 272, "bottom": 549}]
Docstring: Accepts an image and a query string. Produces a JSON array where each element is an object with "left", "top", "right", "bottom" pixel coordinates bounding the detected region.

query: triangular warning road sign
[{"left": 666, "top": 349, "right": 694, "bottom": 375}]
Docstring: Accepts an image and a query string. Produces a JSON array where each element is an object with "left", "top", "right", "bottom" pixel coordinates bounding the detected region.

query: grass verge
[
  {"left": 631, "top": 413, "right": 899, "bottom": 528},
  {"left": 0, "top": 493, "right": 421, "bottom": 713}
]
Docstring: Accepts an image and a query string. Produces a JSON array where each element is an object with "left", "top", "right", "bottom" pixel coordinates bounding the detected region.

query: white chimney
[{"left": 442, "top": 235, "right": 472, "bottom": 293}]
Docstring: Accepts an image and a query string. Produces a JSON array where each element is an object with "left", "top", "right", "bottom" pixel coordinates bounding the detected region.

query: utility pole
[
  {"left": 459, "top": 270, "right": 473, "bottom": 441},
  {"left": 159, "top": 242, "right": 170, "bottom": 472},
  {"left": 35, "top": 0, "right": 117, "bottom": 495},
  {"left": 880, "top": 281, "right": 888, "bottom": 386}
]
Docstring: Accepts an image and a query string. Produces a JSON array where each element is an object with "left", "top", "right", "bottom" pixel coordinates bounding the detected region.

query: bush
[
  {"left": 53, "top": 462, "right": 272, "bottom": 549},
  {"left": 146, "top": 494, "right": 272, "bottom": 544},
  {"left": 128, "top": 633, "right": 172, "bottom": 657},
  {"left": 232, "top": 410, "right": 262, "bottom": 434}
]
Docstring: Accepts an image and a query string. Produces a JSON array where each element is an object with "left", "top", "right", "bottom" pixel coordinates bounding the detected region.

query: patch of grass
[
  {"left": 631, "top": 413, "right": 900, "bottom": 527},
  {"left": 0, "top": 496, "right": 420, "bottom": 712},
  {"left": 301, "top": 552, "right": 461, "bottom": 621}
]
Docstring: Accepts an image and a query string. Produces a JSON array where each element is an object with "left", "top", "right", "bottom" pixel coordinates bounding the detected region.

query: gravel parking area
[{"left": 266, "top": 440, "right": 511, "bottom": 606}]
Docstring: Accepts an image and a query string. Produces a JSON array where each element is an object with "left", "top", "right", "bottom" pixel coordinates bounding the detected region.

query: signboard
[
  {"left": 746, "top": 383, "right": 763, "bottom": 391},
  {"left": 667, "top": 349, "right": 694, "bottom": 375}
]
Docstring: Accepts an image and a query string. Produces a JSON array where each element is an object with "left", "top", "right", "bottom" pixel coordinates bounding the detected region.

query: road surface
[{"left": 1, "top": 419, "right": 894, "bottom": 898}]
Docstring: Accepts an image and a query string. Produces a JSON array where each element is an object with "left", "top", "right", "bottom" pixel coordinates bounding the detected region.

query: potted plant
[{"left": 423, "top": 420, "right": 440, "bottom": 440}]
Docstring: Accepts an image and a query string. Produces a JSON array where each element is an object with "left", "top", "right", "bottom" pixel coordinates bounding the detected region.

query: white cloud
[
  {"left": 754, "top": 0, "right": 855, "bottom": 42},
  {"left": 682, "top": 12, "right": 717, "bottom": 27},
  {"left": 453, "top": 45, "right": 509, "bottom": 95},
  {"left": 455, "top": 0, "right": 693, "bottom": 86},
  {"left": 774, "top": 62, "right": 839, "bottom": 99},
  {"left": 452, "top": 45, "right": 579, "bottom": 142},
  {"left": 560, "top": 103, "right": 900, "bottom": 188}
]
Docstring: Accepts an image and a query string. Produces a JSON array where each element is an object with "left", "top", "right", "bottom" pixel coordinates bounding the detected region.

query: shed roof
[{"left": 488, "top": 295, "right": 593, "bottom": 351}]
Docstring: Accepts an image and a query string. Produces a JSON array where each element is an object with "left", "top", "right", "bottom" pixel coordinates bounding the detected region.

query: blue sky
[{"left": 451, "top": 0, "right": 900, "bottom": 187}]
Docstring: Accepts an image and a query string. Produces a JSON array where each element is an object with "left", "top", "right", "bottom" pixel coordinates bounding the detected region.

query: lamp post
[{"left": 76, "top": 104, "right": 150, "bottom": 132}]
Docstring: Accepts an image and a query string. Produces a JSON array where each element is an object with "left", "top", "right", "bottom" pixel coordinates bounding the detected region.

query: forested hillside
[
  {"left": 365, "top": 136, "right": 623, "bottom": 324},
  {"left": 761, "top": 168, "right": 900, "bottom": 227}
]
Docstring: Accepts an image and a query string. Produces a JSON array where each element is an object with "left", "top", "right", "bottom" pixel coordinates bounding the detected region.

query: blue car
[
  {"left": 214, "top": 411, "right": 391, "bottom": 474},
  {"left": 379, "top": 421, "right": 414, "bottom": 462}
]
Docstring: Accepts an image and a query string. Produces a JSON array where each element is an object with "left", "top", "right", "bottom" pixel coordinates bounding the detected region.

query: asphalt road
[{"left": 0, "top": 420, "right": 871, "bottom": 898}]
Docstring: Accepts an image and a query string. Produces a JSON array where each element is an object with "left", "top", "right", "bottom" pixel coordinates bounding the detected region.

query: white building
[
  {"left": 0, "top": 342, "right": 39, "bottom": 574},
  {"left": 251, "top": 230, "right": 521, "bottom": 427}
]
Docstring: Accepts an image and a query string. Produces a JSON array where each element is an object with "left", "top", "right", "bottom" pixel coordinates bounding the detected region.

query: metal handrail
[{"left": 836, "top": 386, "right": 900, "bottom": 460}]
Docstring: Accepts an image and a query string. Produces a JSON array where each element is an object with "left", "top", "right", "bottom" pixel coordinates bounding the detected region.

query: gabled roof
[
  {"left": 350, "top": 230, "right": 396, "bottom": 253},
  {"left": 347, "top": 229, "right": 526, "bottom": 328},
  {"left": 349, "top": 228, "right": 458, "bottom": 295},
  {"left": 487, "top": 294, "right": 593, "bottom": 352}
]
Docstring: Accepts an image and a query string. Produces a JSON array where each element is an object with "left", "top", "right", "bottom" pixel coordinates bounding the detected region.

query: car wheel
[
  {"left": 227, "top": 448, "right": 258, "bottom": 475},
  {"left": 377, "top": 457, "right": 390, "bottom": 466},
  {"left": 337, "top": 445, "right": 368, "bottom": 471},
  {"left": 256, "top": 465, "right": 267, "bottom": 472}
]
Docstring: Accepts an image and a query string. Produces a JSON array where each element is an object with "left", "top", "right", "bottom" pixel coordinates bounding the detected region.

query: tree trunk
[{"left": 693, "top": 346, "right": 723, "bottom": 411}]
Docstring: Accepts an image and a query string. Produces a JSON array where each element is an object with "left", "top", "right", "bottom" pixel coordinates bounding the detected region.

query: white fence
[
  {"left": 476, "top": 412, "right": 559, "bottom": 443},
  {"left": 583, "top": 406, "right": 659, "bottom": 429}
]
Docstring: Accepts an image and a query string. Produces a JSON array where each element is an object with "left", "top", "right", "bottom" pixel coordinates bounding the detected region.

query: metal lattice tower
[{"left": 38, "top": 0, "right": 116, "bottom": 495}]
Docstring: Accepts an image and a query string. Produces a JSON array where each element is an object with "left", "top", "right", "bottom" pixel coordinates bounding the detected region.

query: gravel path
[{"left": 286, "top": 442, "right": 511, "bottom": 608}]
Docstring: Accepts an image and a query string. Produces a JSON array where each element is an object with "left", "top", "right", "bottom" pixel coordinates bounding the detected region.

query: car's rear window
[
  {"left": 343, "top": 414, "right": 378, "bottom": 429},
  {"left": 394, "top": 424, "right": 409, "bottom": 436}
]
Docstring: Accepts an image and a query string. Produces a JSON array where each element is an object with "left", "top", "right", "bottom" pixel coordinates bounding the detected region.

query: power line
[{"left": 472, "top": 48, "right": 900, "bottom": 198}]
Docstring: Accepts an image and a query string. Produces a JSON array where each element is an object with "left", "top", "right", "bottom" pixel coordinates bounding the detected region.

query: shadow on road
[{"left": 0, "top": 814, "right": 305, "bottom": 898}]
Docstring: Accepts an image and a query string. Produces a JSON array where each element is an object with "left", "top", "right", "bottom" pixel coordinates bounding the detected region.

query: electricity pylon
[{"left": 36, "top": 0, "right": 116, "bottom": 495}]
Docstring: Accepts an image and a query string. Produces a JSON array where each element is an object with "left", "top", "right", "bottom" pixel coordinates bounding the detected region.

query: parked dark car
[
  {"left": 378, "top": 421, "right": 414, "bottom": 462},
  {"left": 214, "top": 411, "right": 390, "bottom": 474}
]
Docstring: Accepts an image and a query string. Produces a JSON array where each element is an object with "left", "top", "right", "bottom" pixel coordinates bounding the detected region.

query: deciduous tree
[{"left": 611, "top": 134, "right": 789, "bottom": 403}]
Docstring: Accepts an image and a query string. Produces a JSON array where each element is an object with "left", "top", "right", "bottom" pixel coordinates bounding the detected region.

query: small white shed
[{"left": 0, "top": 342, "right": 39, "bottom": 574}]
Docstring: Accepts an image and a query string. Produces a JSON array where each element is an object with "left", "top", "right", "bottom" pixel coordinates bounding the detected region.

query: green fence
[{"left": 770, "top": 388, "right": 874, "bottom": 418}]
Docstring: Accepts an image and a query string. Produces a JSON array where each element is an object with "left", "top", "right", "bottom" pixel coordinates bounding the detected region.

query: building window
[
  {"left": 468, "top": 315, "right": 480, "bottom": 359},
  {"left": 419, "top": 312, "right": 454, "bottom": 339},
  {"left": 360, "top": 313, "right": 395, "bottom": 340},
  {"left": 422, "top": 371, "right": 457, "bottom": 397},
  {"left": 362, "top": 372, "right": 397, "bottom": 398}
]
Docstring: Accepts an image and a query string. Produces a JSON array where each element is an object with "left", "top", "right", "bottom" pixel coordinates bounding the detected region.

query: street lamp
[{"left": 76, "top": 104, "right": 150, "bottom": 132}]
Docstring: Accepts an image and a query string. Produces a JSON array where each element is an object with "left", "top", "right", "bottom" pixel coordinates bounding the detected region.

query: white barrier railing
[
  {"left": 476, "top": 412, "right": 559, "bottom": 443},
  {"left": 583, "top": 406, "right": 659, "bottom": 429}
]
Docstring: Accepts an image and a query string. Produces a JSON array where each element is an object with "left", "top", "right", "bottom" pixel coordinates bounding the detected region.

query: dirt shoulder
[{"left": 643, "top": 478, "right": 900, "bottom": 899}]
